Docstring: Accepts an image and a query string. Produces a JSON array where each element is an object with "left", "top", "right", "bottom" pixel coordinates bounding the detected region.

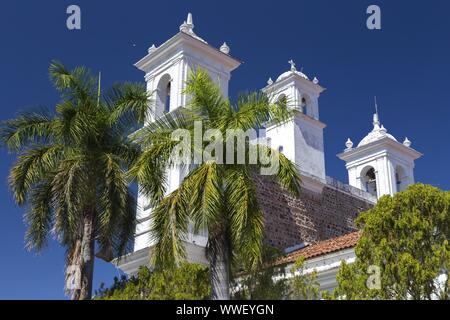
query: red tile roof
[{"left": 277, "top": 231, "right": 361, "bottom": 265}]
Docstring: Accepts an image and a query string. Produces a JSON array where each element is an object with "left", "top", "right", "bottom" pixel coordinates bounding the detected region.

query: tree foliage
[
  {"left": 0, "top": 61, "right": 149, "bottom": 299},
  {"left": 231, "top": 245, "right": 289, "bottom": 300},
  {"left": 330, "top": 184, "right": 450, "bottom": 300},
  {"left": 289, "top": 257, "right": 321, "bottom": 300},
  {"left": 95, "top": 263, "right": 210, "bottom": 300}
]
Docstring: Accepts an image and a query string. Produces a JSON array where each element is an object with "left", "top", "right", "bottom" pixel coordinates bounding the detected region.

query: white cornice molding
[
  {"left": 135, "top": 32, "right": 242, "bottom": 74},
  {"left": 265, "top": 110, "right": 327, "bottom": 131},
  {"left": 338, "top": 136, "right": 422, "bottom": 162}
]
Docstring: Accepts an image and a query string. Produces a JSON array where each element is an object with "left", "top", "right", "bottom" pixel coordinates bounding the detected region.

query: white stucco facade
[{"left": 262, "top": 62, "right": 327, "bottom": 181}]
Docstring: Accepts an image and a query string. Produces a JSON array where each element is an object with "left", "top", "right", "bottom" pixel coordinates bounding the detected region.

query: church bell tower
[
  {"left": 338, "top": 111, "right": 422, "bottom": 199},
  {"left": 262, "top": 60, "right": 327, "bottom": 183},
  {"left": 133, "top": 13, "right": 241, "bottom": 252}
]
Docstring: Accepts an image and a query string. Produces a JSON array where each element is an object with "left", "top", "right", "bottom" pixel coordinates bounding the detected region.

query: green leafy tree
[
  {"left": 0, "top": 62, "right": 149, "bottom": 300},
  {"left": 231, "top": 245, "right": 289, "bottom": 300},
  {"left": 96, "top": 263, "right": 210, "bottom": 300},
  {"left": 289, "top": 257, "right": 320, "bottom": 300},
  {"left": 131, "top": 70, "right": 301, "bottom": 299},
  {"left": 329, "top": 184, "right": 450, "bottom": 300}
]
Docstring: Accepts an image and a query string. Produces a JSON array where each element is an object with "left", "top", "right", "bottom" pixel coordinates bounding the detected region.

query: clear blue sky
[{"left": 0, "top": 0, "right": 449, "bottom": 299}]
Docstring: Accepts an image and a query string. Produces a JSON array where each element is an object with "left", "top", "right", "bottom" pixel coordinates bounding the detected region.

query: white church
[{"left": 115, "top": 13, "right": 422, "bottom": 292}]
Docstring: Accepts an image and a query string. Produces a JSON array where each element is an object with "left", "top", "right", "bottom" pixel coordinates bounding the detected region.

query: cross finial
[{"left": 288, "top": 59, "right": 296, "bottom": 71}]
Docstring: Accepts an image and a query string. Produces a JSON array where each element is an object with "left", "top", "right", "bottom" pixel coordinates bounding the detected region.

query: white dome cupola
[
  {"left": 275, "top": 60, "right": 310, "bottom": 82},
  {"left": 338, "top": 109, "right": 422, "bottom": 199}
]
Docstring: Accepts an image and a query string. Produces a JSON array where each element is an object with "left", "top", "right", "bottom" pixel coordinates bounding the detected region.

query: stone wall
[{"left": 255, "top": 175, "right": 373, "bottom": 250}]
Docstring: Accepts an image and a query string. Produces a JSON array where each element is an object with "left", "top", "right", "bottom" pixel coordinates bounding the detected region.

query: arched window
[
  {"left": 164, "top": 82, "right": 171, "bottom": 113},
  {"left": 155, "top": 74, "right": 172, "bottom": 118},
  {"left": 278, "top": 145, "right": 284, "bottom": 153},
  {"left": 361, "top": 167, "right": 377, "bottom": 197},
  {"left": 301, "top": 97, "right": 308, "bottom": 115}
]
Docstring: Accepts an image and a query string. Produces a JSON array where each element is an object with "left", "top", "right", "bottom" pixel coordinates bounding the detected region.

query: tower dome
[{"left": 275, "top": 59, "right": 309, "bottom": 82}]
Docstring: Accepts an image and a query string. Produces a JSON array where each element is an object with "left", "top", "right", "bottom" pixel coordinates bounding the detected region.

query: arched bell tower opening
[
  {"left": 300, "top": 95, "right": 310, "bottom": 116},
  {"left": 164, "top": 82, "right": 171, "bottom": 113},
  {"left": 155, "top": 74, "right": 172, "bottom": 117},
  {"left": 361, "top": 166, "right": 377, "bottom": 197}
]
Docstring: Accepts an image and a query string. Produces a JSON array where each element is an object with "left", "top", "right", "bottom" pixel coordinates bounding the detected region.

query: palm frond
[
  {"left": 106, "top": 82, "right": 150, "bottom": 126},
  {"left": 233, "top": 91, "right": 294, "bottom": 131},
  {"left": 0, "top": 110, "right": 57, "bottom": 151},
  {"left": 225, "top": 167, "right": 264, "bottom": 269},
  {"left": 184, "top": 69, "right": 228, "bottom": 122},
  {"left": 52, "top": 155, "right": 90, "bottom": 239},
  {"left": 183, "top": 162, "right": 223, "bottom": 233},
  {"left": 49, "top": 61, "right": 96, "bottom": 105},
  {"left": 97, "top": 153, "right": 131, "bottom": 255},
  {"left": 24, "top": 177, "right": 54, "bottom": 251},
  {"left": 128, "top": 139, "right": 180, "bottom": 207},
  {"left": 9, "top": 145, "right": 63, "bottom": 205},
  {"left": 150, "top": 187, "right": 190, "bottom": 268}
]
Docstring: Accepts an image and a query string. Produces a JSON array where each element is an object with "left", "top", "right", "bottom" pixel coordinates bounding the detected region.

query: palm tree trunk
[
  {"left": 76, "top": 211, "right": 95, "bottom": 300},
  {"left": 209, "top": 232, "right": 231, "bottom": 300}
]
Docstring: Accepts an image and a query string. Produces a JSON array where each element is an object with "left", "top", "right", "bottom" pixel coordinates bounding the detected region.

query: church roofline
[
  {"left": 276, "top": 231, "right": 361, "bottom": 266},
  {"left": 135, "top": 31, "right": 242, "bottom": 73}
]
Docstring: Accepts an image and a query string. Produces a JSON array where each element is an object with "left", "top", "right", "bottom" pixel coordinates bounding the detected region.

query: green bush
[{"left": 96, "top": 262, "right": 210, "bottom": 300}]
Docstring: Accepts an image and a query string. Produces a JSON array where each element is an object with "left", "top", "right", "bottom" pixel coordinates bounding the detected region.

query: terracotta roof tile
[{"left": 277, "top": 231, "right": 361, "bottom": 265}]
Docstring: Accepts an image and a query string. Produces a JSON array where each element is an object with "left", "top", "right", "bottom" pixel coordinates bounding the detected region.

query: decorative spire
[
  {"left": 148, "top": 44, "right": 157, "bottom": 54},
  {"left": 220, "top": 42, "right": 230, "bottom": 55},
  {"left": 288, "top": 59, "right": 296, "bottom": 71},
  {"left": 267, "top": 77, "right": 273, "bottom": 85},
  {"left": 187, "top": 13, "right": 194, "bottom": 27},
  {"left": 403, "top": 137, "right": 412, "bottom": 147},
  {"left": 372, "top": 96, "right": 382, "bottom": 130},
  {"left": 345, "top": 138, "right": 354, "bottom": 151},
  {"left": 180, "top": 12, "right": 194, "bottom": 34},
  {"left": 373, "top": 113, "right": 381, "bottom": 130}
]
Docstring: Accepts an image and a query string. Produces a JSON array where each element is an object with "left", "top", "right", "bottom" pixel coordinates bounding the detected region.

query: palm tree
[
  {"left": 0, "top": 62, "right": 149, "bottom": 300},
  {"left": 131, "top": 70, "right": 301, "bottom": 299}
]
